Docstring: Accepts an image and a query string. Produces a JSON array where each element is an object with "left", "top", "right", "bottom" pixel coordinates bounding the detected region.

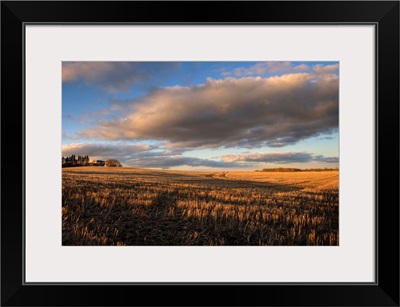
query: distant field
[{"left": 62, "top": 167, "right": 339, "bottom": 246}]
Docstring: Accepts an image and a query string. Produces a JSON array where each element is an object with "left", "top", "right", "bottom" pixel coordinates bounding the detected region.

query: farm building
[{"left": 105, "top": 159, "right": 122, "bottom": 167}]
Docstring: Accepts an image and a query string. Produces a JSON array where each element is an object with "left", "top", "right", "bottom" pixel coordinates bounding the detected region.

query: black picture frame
[{"left": 1, "top": 1, "right": 399, "bottom": 306}]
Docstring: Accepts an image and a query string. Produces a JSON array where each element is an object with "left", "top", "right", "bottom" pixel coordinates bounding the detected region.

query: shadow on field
[
  {"left": 122, "top": 191, "right": 256, "bottom": 246},
  {"left": 124, "top": 192, "right": 184, "bottom": 245}
]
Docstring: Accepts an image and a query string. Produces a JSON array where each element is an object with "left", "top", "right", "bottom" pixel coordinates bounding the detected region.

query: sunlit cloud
[
  {"left": 76, "top": 72, "right": 338, "bottom": 149},
  {"left": 312, "top": 64, "right": 339, "bottom": 74},
  {"left": 222, "top": 62, "right": 310, "bottom": 77}
]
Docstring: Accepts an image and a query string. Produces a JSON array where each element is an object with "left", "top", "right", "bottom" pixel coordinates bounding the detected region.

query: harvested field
[{"left": 62, "top": 167, "right": 338, "bottom": 246}]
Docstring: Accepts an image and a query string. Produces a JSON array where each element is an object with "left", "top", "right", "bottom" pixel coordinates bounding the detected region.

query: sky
[{"left": 62, "top": 61, "right": 339, "bottom": 170}]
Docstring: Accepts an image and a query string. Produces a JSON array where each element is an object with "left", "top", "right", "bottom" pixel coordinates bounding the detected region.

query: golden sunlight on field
[{"left": 62, "top": 167, "right": 338, "bottom": 246}]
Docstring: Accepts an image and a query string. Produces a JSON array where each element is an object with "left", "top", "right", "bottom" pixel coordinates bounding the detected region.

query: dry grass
[{"left": 62, "top": 167, "right": 338, "bottom": 246}]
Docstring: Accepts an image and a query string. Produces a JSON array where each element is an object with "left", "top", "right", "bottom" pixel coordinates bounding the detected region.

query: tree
[
  {"left": 105, "top": 159, "right": 122, "bottom": 167},
  {"left": 62, "top": 154, "right": 90, "bottom": 167}
]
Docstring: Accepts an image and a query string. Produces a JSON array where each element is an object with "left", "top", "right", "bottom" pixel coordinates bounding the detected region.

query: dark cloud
[
  {"left": 77, "top": 72, "right": 338, "bottom": 149},
  {"left": 126, "top": 155, "right": 244, "bottom": 169},
  {"left": 313, "top": 155, "right": 339, "bottom": 163},
  {"left": 221, "top": 152, "right": 338, "bottom": 164},
  {"left": 221, "top": 152, "right": 314, "bottom": 164},
  {"left": 124, "top": 150, "right": 339, "bottom": 169},
  {"left": 62, "top": 62, "right": 180, "bottom": 92},
  {"left": 63, "top": 114, "right": 76, "bottom": 120}
]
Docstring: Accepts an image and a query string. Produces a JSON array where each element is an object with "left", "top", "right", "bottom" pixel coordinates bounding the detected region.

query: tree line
[
  {"left": 62, "top": 155, "right": 90, "bottom": 166},
  {"left": 255, "top": 167, "right": 338, "bottom": 172},
  {"left": 62, "top": 155, "right": 122, "bottom": 167}
]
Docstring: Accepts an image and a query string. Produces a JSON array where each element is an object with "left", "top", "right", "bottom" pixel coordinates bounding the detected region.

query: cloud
[
  {"left": 222, "top": 62, "right": 310, "bottom": 77},
  {"left": 63, "top": 114, "right": 76, "bottom": 120},
  {"left": 76, "top": 72, "right": 338, "bottom": 150},
  {"left": 62, "top": 142, "right": 152, "bottom": 158},
  {"left": 61, "top": 144, "right": 337, "bottom": 169},
  {"left": 62, "top": 62, "right": 179, "bottom": 92},
  {"left": 293, "top": 64, "right": 310, "bottom": 71},
  {"left": 61, "top": 142, "right": 244, "bottom": 169},
  {"left": 126, "top": 155, "right": 244, "bottom": 169},
  {"left": 221, "top": 151, "right": 338, "bottom": 164},
  {"left": 221, "top": 152, "right": 314, "bottom": 163},
  {"left": 313, "top": 64, "right": 339, "bottom": 74},
  {"left": 313, "top": 155, "right": 339, "bottom": 163}
]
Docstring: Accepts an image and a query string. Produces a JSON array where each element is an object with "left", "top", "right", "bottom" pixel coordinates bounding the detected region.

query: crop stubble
[{"left": 62, "top": 167, "right": 338, "bottom": 246}]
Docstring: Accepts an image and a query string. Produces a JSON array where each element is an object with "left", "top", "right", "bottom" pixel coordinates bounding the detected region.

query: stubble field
[{"left": 62, "top": 167, "right": 338, "bottom": 246}]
